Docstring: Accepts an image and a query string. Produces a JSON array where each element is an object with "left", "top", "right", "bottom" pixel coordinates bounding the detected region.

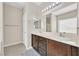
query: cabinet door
[
  {"left": 32, "top": 35, "right": 38, "bottom": 50},
  {"left": 71, "top": 46, "right": 78, "bottom": 56},
  {"left": 77, "top": 48, "right": 79, "bottom": 56},
  {"left": 39, "top": 37, "right": 47, "bottom": 51},
  {"left": 48, "top": 39, "right": 55, "bottom": 56},
  {"left": 38, "top": 37, "right": 47, "bottom": 56},
  {"left": 48, "top": 40, "right": 71, "bottom": 56}
]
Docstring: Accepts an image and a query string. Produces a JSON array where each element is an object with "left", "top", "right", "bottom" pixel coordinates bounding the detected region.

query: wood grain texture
[
  {"left": 32, "top": 34, "right": 79, "bottom": 56},
  {"left": 48, "top": 40, "right": 71, "bottom": 56}
]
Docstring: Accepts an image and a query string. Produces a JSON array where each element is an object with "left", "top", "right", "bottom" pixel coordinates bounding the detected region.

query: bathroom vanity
[
  {"left": 31, "top": 3, "right": 79, "bottom": 56},
  {"left": 31, "top": 32, "right": 79, "bottom": 56}
]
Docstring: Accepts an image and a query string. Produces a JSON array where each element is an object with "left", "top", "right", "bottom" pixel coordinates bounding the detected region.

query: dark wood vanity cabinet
[
  {"left": 48, "top": 40, "right": 71, "bottom": 56},
  {"left": 38, "top": 37, "right": 48, "bottom": 56},
  {"left": 32, "top": 34, "right": 39, "bottom": 51},
  {"left": 77, "top": 48, "right": 79, "bottom": 55},
  {"left": 32, "top": 34, "right": 47, "bottom": 56},
  {"left": 32, "top": 34, "right": 79, "bottom": 56},
  {"left": 48, "top": 40, "right": 79, "bottom": 56}
]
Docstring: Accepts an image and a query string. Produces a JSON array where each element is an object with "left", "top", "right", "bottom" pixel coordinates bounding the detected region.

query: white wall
[
  {"left": 78, "top": 3, "right": 79, "bottom": 35},
  {"left": 3, "top": 3, "right": 23, "bottom": 46},
  {"left": 23, "top": 3, "right": 41, "bottom": 49},
  {"left": 0, "top": 2, "right": 4, "bottom": 56},
  {"left": 51, "top": 14, "right": 57, "bottom": 33},
  {"left": 41, "top": 15, "right": 46, "bottom": 32},
  {"left": 22, "top": 3, "right": 29, "bottom": 49},
  {"left": 0, "top": 3, "right": 3, "bottom": 42},
  {"left": 77, "top": 3, "right": 79, "bottom": 44}
]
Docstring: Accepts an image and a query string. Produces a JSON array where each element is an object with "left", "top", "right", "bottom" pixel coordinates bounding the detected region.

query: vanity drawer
[
  {"left": 39, "top": 47, "right": 47, "bottom": 56},
  {"left": 32, "top": 34, "right": 39, "bottom": 50},
  {"left": 39, "top": 42, "right": 47, "bottom": 51},
  {"left": 39, "top": 37, "right": 47, "bottom": 43},
  {"left": 39, "top": 37, "right": 48, "bottom": 51},
  {"left": 39, "top": 37, "right": 47, "bottom": 42}
]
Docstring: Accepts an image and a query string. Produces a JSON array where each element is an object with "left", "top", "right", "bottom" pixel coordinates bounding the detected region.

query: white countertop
[{"left": 31, "top": 32, "right": 79, "bottom": 48}]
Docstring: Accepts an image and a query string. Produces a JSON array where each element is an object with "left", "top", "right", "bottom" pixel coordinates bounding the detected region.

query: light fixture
[
  {"left": 48, "top": 5, "right": 52, "bottom": 9},
  {"left": 52, "top": 3, "right": 55, "bottom": 7},
  {"left": 41, "top": 2, "right": 61, "bottom": 13},
  {"left": 41, "top": 10, "right": 44, "bottom": 12},
  {"left": 42, "top": 8, "right": 47, "bottom": 12},
  {"left": 56, "top": 2, "right": 59, "bottom": 4},
  {"left": 44, "top": 8, "right": 46, "bottom": 11},
  {"left": 33, "top": 17, "right": 39, "bottom": 21},
  {"left": 46, "top": 7, "right": 48, "bottom": 10}
]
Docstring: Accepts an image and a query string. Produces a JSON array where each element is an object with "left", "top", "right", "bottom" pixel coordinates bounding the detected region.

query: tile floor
[
  {"left": 22, "top": 48, "right": 40, "bottom": 56},
  {"left": 4, "top": 43, "right": 40, "bottom": 56}
]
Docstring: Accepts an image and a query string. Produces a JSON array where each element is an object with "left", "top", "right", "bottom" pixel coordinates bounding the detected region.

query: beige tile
[
  {"left": 4, "top": 26, "right": 22, "bottom": 45},
  {"left": 4, "top": 4, "right": 22, "bottom": 25},
  {"left": 4, "top": 43, "right": 26, "bottom": 56}
]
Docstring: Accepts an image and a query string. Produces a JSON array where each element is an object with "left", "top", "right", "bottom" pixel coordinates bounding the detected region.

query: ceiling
[
  {"left": 33, "top": 2, "right": 54, "bottom": 9},
  {"left": 34, "top": 2, "right": 43, "bottom": 6},
  {"left": 4, "top": 2, "right": 75, "bottom": 11},
  {"left": 4, "top": 2, "right": 54, "bottom": 9},
  {"left": 4, "top": 2, "right": 26, "bottom": 9}
]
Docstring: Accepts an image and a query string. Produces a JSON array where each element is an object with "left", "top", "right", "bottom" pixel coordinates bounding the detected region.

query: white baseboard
[
  {"left": 26, "top": 46, "right": 33, "bottom": 50},
  {"left": 22, "top": 42, "right": 27, "bottom": 49},
  {"left": 4, "top": 41, "right": 23, "bottom": 47},
  {"left": 22, "top": 42, "right": 32, "bottom": 50}
]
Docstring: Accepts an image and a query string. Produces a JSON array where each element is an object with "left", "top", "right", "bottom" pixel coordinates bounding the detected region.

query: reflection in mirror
[
  {"left": 58, "top": 17, "right": 77, "bottom": 34},
  {"left": 46, "top": 13, "right": 52, "bottom": 32},
  {"left": 57, "top": 10, "right": 77, "bottom": 41},
  {"left": 57, "top": 10, "right": 77, "bottom": 34},
  {"left": 33, "top": 18, "right": 41, "bottom": 29}
]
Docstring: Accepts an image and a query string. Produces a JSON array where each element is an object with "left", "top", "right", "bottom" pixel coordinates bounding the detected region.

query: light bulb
[
  {"left": 49, "top": 5, "right": 52, "bottom": 8},
  {"left": 46, "top": 7, "right": 48, "bottom": 10},
  {"left": 56, "top": 2, "right": 59, "bottom": 4},
  {"left": 41, "top": 10, "right": 44, "bottom": 12},
  {"left": 44, "top": 8, "right": 46, "bottom": 11},
  {"left": 52, "top": 3, "right": 55, "bottom": 6}
]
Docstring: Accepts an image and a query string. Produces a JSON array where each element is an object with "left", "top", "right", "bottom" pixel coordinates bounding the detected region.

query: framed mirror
[
  {"left": 50, "top": 3, "right": 78, "bottom": 42},
  {"left": 57, "top": 10, "right": 77, "bottom": 35},
  {"left": 33, "top": 18, "right": 41, "bottom": 29}
]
